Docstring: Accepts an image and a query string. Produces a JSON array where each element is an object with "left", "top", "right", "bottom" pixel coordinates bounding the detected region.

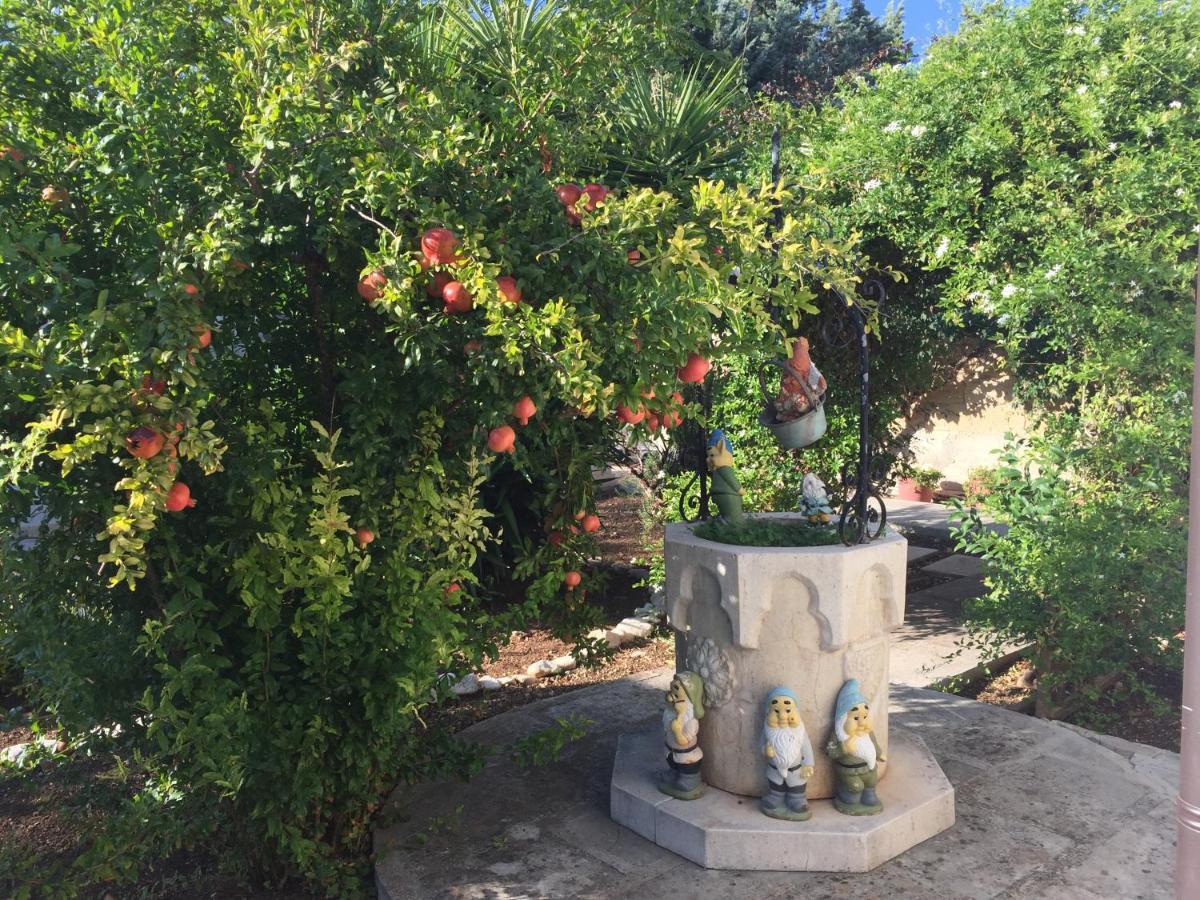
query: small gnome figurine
[
  {"left": 706, "top": 429, "right": 745, "bottom": 524},
  {"left": 799, "top": 473, "right": 834, "bottom": 524},
  {"left": 826, "top": 679, "right": 887, "bottom": 816},
  {"left": 660, "top": 671, "right": 706, "bottom": 800},
  {"left": 761, "top": 688, "right": 815, "bottom": 821},
  {"left": 775, "top": 337, "right": 826, "bottom": 423}
]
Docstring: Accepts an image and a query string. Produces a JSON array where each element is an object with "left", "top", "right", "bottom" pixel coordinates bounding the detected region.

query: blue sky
[{"left": 865, "top": 0, "right": 963, "bottom": 56}]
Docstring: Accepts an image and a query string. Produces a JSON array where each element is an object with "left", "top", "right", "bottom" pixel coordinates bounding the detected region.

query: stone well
[{"left": 664, "top": 516, "right": 907, "bottom": 799}]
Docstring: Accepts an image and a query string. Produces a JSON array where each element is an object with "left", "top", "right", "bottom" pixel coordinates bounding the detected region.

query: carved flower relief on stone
[{"left": 687, "top": 637, "right": 734, "bottom": 707}]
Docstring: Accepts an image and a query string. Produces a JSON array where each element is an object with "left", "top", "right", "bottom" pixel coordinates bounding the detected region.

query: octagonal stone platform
[{"left": 611, "top": 727, "right": 954, "bottom": 872}]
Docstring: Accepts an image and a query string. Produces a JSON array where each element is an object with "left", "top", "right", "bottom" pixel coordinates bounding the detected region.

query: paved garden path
[
  {"left": 375, "top": 669, "right": 1178, "bottom": 899},
  {"left": 887, "top": 498, "right": 1011, "bottom": 687}
]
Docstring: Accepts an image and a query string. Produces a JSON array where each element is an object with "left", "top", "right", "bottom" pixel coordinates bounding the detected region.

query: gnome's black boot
[
  {"left": 761, "top": 781, "right": 787, "bottom": 818},
  {"left": 785, "top": 783, "right": 812, "bottom": 820},
  {"left": 860, "top": 786, "right": 879, "bottom": 807},
  {"left": 675, "top": 770, "right": 704, "bottom": 800},
  {"left": 833, "top": 782, "right": 863, "bottom": 815}
]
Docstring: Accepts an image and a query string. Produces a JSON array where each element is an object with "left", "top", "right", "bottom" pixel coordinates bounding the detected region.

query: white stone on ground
[
  {"left": 478, "top": 675, "right": 503, "bottom": 691},
  {"left": 525, "top": 660, "right": 556, "bottom": 678},
  {"left": 549, "top": 655, "right": 577, "bottom": 673},
  {"left": 451, "top": 674, "right": 480, "bottom": 696}
]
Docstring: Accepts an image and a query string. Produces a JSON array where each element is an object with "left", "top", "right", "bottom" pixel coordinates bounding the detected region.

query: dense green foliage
[
  {"left": 802, "top": 0, "right": 1199, "bottom": 714},
  {"left": 0, "top": 0, "right": 873, "bottom": 890},
  {"left": 695, "top": 0, "right": 906, "bottom": 98},
  {"left": 693, "top": 516, "right": 840, "bottom": 546}
]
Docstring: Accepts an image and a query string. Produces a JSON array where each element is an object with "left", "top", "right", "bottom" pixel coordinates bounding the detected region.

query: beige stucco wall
[{"left": 894, "top": 350, "right": 1033, "bottom": 491}]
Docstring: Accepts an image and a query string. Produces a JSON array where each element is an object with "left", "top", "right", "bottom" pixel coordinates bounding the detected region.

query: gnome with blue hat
[
  {"left": 706, "top": 429, "right": 745, "bottom": 524},
  {"left": 826, "top": 679, "right": 887, "bottom": 815},
  {"left": 760, "top": 687, "right": 814, "bottom": 820}
]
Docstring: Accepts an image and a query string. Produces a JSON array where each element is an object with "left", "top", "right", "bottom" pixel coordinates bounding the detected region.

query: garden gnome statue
[
  {"left": 826, "top": 679, "right": 886, "bottom": 815},
  {"left": 660, "top": 671, "right": 706, "bottom": 800},
  {"left": 706, "top": 429, "right": 745, "bottom": 524},
  {"left": 761, "top": 687, "right": 815, "bottom": 821},
  {"left": 799, "top": 473, "right": 834, "bottom": 524},
  {"left": 775, "top": 336, "right": 826, "bottom": 423}
]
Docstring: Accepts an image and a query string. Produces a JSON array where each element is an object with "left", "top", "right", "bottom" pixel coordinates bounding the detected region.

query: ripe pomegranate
[
  {"left": 358, "top": 269, "right": 388, "bottom": 301},
  {"left": 496, "top": 276, "right": 522, "bottom": 305},
  {"left": 441, "top": 281, "right": 473, "bottom": 314},
  {"left": 555, "top": 183, "right": 583, "bottom": 207},
  {"left": 421, "top": 227, "right": 458, "bottom": 266},
  {"left": 582, "top": 514, "right": 601, "bottom": 534},
  {"left": 627, "top": 249, "right": 641, "bottom": 265},
  {"left": 563, "top": 571, "right": 582, "bottom": 590},
  {"left": 547, "top": 531, "right": 564, "bottom": 547},
  {"left": 126, "top": 427, "right": 164, "bottom": 459},
  {"left": 487, "top": 424, "right": 516, "bottom": 454},
  {"left": 40, "top": 185, "right": 68, "bottom": 205},
  {"left": 354, "top": 527, "right": 375, "bottom": 548},
  {"left": 444, "top": 582, "right": 461, "bottom": 595},
  {"left": 564, "top": 207, "right": 582, "bottom": 227},
  {"left": 165, "top": 482, "right": 195, "bottom": 512},
  {"left": 616, "top": 404, "right": 645, "bottom": 425},
  {"left": 0, "top": 146, "right": 24, "bottom": 162},
  {"left": 582, "top": 183, "right": 609, "bottom": 211},
  {"left": 427, "top": 271, "right": 452, "bottom": 299},
  {"left": 140, "top": 375, "right": 166, "bottom": 396},
  {"left": 644, "top": 411, "right": 661, "bottom": 432},
  {"left": 464, "top": 339, "right": 482, "bottom": 354},
  {"left": 194, "top": 326, "right": 212, "bottom": 349},
  {"left": 677, "top": 352, "right": 711, "bottom": 384},
  {"left": 183, "top": 283, "right": 200, "bottom": 297},
  {"left": 512, "top": 395, "right": 537, "bottom": 426},
  {"left": 663, "top": 391, "right": 685, "bottom": 428}
]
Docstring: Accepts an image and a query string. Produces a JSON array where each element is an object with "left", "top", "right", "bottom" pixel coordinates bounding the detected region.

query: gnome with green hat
[
  {"left": 660, "top": 671, "right": 706, "bottom": 800},
  {"left": 826, "top": 678, "right": 886, "bottom": 815}
]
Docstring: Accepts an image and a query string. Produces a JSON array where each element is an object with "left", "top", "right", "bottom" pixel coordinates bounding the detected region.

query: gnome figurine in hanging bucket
[
  {"left": 826, "top": 679, "right": 887, "bottom": 816},
  {"left": 760, "top": 687, "right": 815, "bottom": 821},
  {"left": 660, "top": 671, "right": 706, "bottom": 800},
  {"left": 775, "top": 337, "right": 826, "bottom": 422}
]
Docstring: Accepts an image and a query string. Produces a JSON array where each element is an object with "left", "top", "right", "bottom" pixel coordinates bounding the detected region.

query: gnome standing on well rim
[
  {"left": 659, "top": 671, "right": 706, "bottom": 800},
  {"left": 826, "top": 679, "right": 887, "bottom": 815}
]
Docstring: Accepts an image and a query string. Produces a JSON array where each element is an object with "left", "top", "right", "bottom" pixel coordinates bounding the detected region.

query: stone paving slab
[
  {"left": 375, "top": 669, "right": 1179, "bottom": 900},
  {"left": 909, "top": 576, "right": 987, "bottom": 603},
  {"left": 906, "top": 545, "right": 939, "bottom": 564},
  {"left": 920, "top": 552, "right": 985, "bottom": 578}
]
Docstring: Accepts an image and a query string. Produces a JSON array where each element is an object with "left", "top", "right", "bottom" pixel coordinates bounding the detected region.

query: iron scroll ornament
[{"left": 827, "top": 279, "right": 888, "bottom": 545}]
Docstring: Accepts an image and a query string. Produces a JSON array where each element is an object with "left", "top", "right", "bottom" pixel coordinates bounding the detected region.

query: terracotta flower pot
[{"left": 896, "top": 477, "right": 934, "bottom": 503}]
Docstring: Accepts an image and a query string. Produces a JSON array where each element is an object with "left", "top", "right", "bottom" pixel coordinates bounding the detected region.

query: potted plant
[
  {"left": 964, "top": 466, "right": 995, "bottom": 506},
  {"left": 895, "top": 466, "right": 943, "bottom": 503}
]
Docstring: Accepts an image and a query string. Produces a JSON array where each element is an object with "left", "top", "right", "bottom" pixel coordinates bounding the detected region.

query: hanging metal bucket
[{"left": 758, "top": 358, "right": 827, "bottom": 449}]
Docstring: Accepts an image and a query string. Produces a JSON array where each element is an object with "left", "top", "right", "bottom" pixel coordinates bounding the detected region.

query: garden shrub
[
  {"left": 797, "top": 0, "right": 1200, "bottom": 714},
  {"left": 0, "top": 0, "right": 875, "bottom": 889}
]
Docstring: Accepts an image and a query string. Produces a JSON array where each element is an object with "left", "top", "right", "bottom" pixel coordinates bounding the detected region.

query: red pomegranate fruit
[
  {"left": 582, "top": 514, "right": 601, "bottom": 534},
  {"left": 547, "top": 531, "right": 564, "bottom": 547},
  {"left": 616, "top": 404, "right": 645, "bottom": 425},
  {"left": 442, "top": 281, "right": 473, "bottom": 314},
  {"left": 487, "top": 425, "right": 516, "bottom": 454},
  {"left": 358, "top": 269, "right": 388, "bottom": 301},
  {"left": 141, "top": 375, "right": 166, "bottom": 396},
  {"left": 0, "top": 146, "right": 24, "bottom": 162},
  {"left": 644, "top": 411, "right": 661, "bottom": 433},
  {"left": 165, "top": 482, "right": 195, "bottom": 512},
  {"left": 555, "top": 183, "right": 583, "bottom": 207},
  {"left": 41, "top": 185, "right": 68, "bottom": 205},
  {"left": 354, "top": 527, "right": 375, "bottom": 548},
  {"left": 427, "top": 271, "right": 452, "bottom": 299},
  {"left": 513, "top": 395, "right": 537, "bottom": 426},
  {"left": 194, "top": 326, "right": 212, "bottom": 349},
  {"left": 677, "top": 352, "right": 711, "bottom": 384},
  {"left": 582, "top": 183, "right": 609, "bottom": 211},
  {"left": 627, "top": 249, "right": 641, "bottom": 265},
  {"left": 421, "top": 227, "right": 458, "bottom": 266},
  {"left": 663, "top": 391, "right": 685, "bottom": 428},
  {"left": 563, "top": 570, "right": 582, "bottom": 590},
  {"left": 496, "top": 276, "right": 522, "bottom": 305},
  {"left": 445, "top": 582, "right": 461, "bottom": 595},
  {"left": 126, "top": 427, "right": 164, "bottom": 459}
]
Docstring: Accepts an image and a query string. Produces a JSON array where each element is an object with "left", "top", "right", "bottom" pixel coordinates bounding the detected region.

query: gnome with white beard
[
  {"left": 659, "top": 671, "right": 706, "bottom": 800},
  {"left": 826, "top": 679, "right": 887, "bottom": 816},
  {"left": 760, "top": 687, "right": 815, "bottom": 821}
]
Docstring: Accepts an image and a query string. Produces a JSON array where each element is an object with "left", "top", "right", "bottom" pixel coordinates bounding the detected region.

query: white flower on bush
[
  {"left": 1169, "top": 100, "right": 1183, "bottom": 109},
  {"left": 1001, "top": 283, "right": 1019, "bottom": 299},
  {"left": 1066, "top": 24, "right": 1085, "bottom": 35},
  {"left": 910, "top": 124, "right": 927, "bottom": 138},
  {"left": 863, "top": 178, "right": 882, "bottom": 191},
  {"left": 883, "top": 120, "right": 903, "bottom": 133},
  {"left": 1108, "top": 142, "right": 1118, "bottom": 151},
  {"left": 967, "top": 290, "right": 994, "bottom": 313},
  {"left": 1045, "top": 264, "right": 1062, "bottom": 280},
  {"left": 1076, "top": 84, "right": 1088, "bottom": 95},
  {"left": 934, "top": 236, "right": 950, "bottom": 259}
]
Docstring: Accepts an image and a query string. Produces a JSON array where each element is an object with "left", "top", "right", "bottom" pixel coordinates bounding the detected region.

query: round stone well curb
[{"left": 610, "top": 727, "right": 955, "bottom": 872}]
